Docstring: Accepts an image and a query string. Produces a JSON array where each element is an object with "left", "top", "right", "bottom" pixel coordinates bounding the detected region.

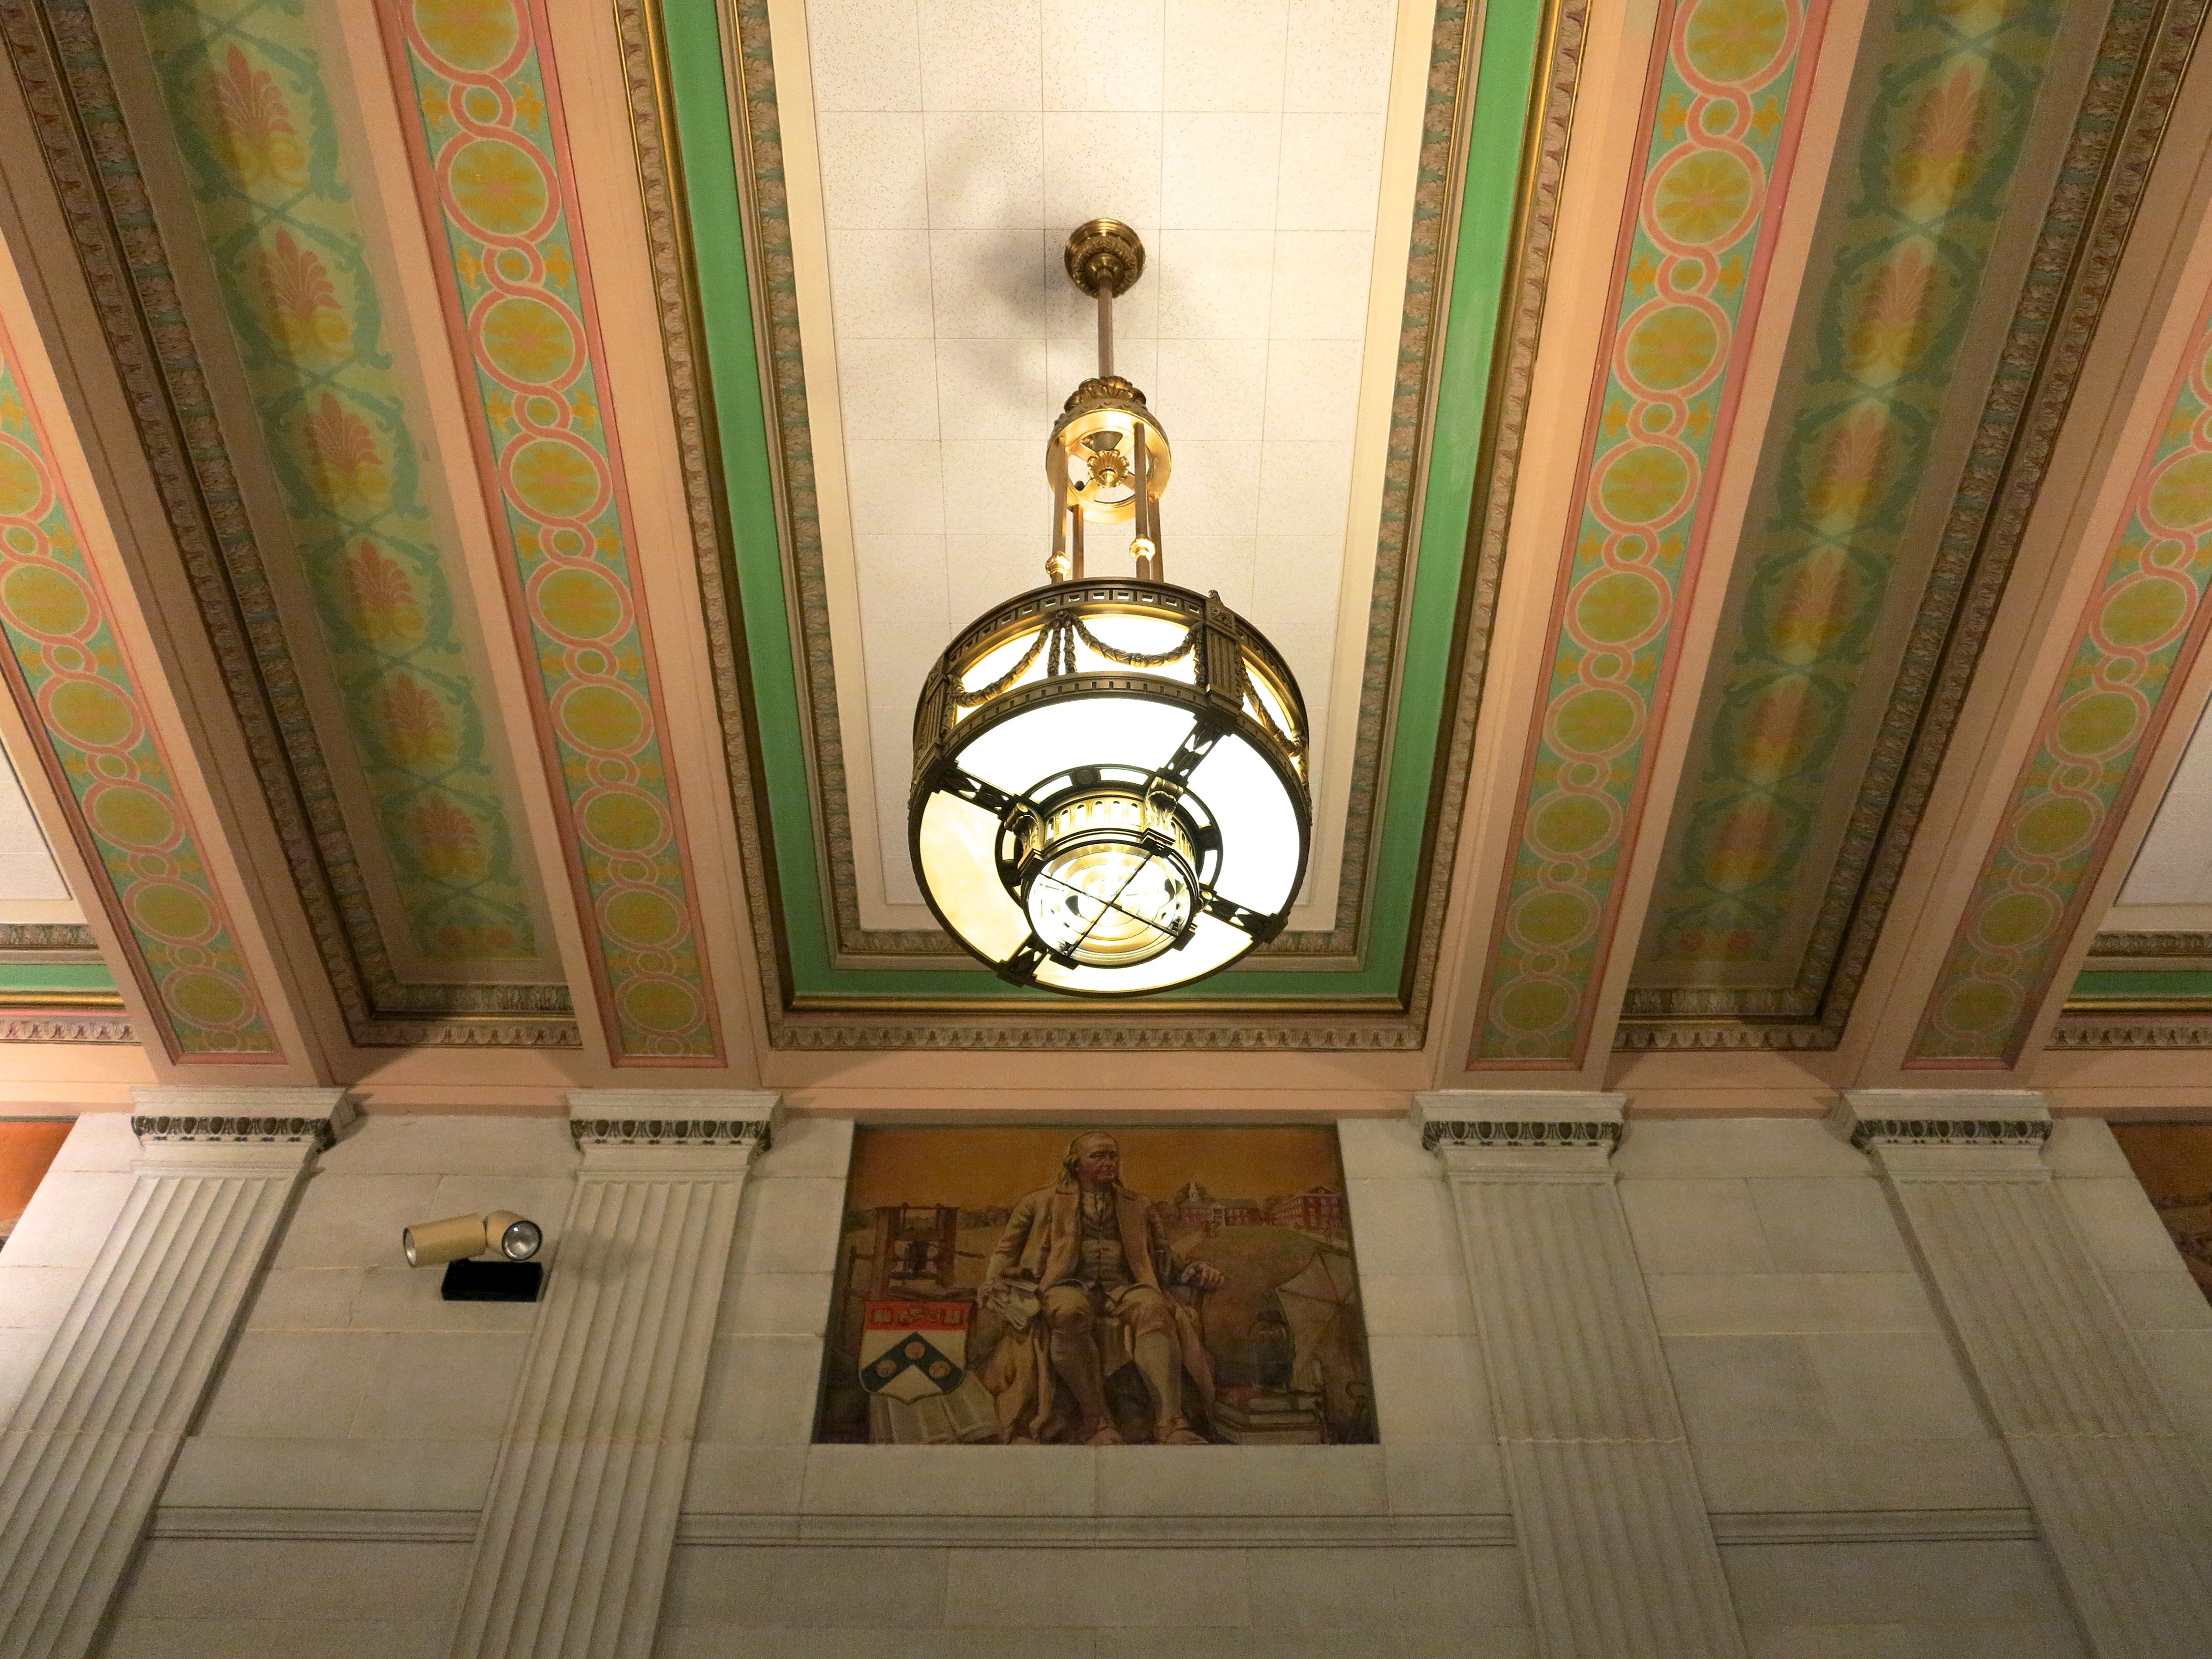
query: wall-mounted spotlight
[{"left": 402, "top": 1210, "right": 544, "bottom": 1302}]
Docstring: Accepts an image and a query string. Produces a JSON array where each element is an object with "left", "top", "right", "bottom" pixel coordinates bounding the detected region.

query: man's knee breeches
[
  {"left": 1042, "top": 1285, "right": 1098, "bottom": 1334},
  {"left": 1119, "top": 1286, "right": 1175, "bottom": 1334}
]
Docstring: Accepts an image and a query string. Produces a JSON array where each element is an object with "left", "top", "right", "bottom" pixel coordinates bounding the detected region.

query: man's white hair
[{"left": 1062, "top": 1130, "right": 1119, "bottom": 1183}]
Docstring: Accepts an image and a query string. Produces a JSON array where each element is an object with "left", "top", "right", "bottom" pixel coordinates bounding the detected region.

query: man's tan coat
[
  {"left": 986, "top": 1179, "right": 1183, "bottom": 1291},
  {"left": 979, "top": 1179, "right": 1216, "bottom": 1441}
]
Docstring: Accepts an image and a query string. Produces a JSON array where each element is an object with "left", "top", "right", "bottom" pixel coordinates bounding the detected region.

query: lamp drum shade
[
  {"left": 910, "top": 579, "right": 1310, "bottom": 996},
  {"left": 906, "top": 222, "right": 1313, "bottom": 998}
]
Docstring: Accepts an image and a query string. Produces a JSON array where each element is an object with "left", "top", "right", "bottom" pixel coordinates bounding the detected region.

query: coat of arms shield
[{"left": 859, "top": 1300, "right": 969, "bottom": 1401}]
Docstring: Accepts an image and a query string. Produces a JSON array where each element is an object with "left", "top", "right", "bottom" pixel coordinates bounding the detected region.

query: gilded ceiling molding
[
  {"left": 1909, "top": 278, "right": 2212, "bottom": 1064},
  {"left": 0, "top": 0, "right": 578, "bottom": 1048},
  {"left": 0, "top": 921, "right": 94, "bottom": 950},
  {"left": 1620, "top": 0, "right": 2210, "bottom": 1051},
  {"left": 379, "top": 0, "right": 725, "bottom": 1063},
  {"left": 622, "top": 0, "right": 1587, "bottom": 1048},
  {"left": 0, "top": 314, "right": 280, "bottom": 1059},
  {"left": 2048, "top": 1011, "right": 2212, "bottom": 1046},
  {"left": 1471, "top": 0, "right": 1833, "bottom": 1066},
  {"left": 1409, "top": 0, "right": 1590, "bottom": 1040},
  {"left": 2090, "top": 928, "right": 2212, "bottom": 956},
  {"left": 0, "top": 926, "right": 126, "bottom": 1032},
  {"left": 0, "top": 1010, "right": 133, "bottom": 1041}
]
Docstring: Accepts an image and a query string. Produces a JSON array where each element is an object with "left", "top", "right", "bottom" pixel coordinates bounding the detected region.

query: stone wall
[{"left": 6, "top": 1103, "right": 2205, "bottom": 1656}]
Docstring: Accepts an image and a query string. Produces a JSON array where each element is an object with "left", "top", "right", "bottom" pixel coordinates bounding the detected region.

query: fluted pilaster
[
  {"left": 1844, "top": 1090, "right": 2212, "bottom": 1656},
  {"left": 1416, "top": 1091, "right": 1747, "bottom": 1659},
  {"left": 449, "top": 1090, "right": 782, "bottom": 1659},
  {"left": 0, "top": 1087, "right": 349, "bottom": 1659}
]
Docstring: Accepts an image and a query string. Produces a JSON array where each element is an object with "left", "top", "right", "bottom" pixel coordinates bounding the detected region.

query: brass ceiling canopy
[{"left": 908, "top": 223, "right": 1314, "bottom": 997}]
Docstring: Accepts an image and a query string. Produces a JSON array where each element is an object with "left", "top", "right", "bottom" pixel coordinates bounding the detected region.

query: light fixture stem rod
[
  {"left": 1096, "top": 288, "right": 1114, "bottom": 379},
  {"left": 1133, "top": 427, "right": 1157, "bottom": 582}
]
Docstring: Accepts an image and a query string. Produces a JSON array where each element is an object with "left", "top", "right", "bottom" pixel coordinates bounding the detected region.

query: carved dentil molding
[
  {"left": 566, "top": 1089, "right": 782, "bottom": 1152},
  {"left": 1836, "top": 1089, "right": 2052, "bottom": 1153},
  {"left": 570, "top": 1118, "right": 778, "bottom": 1151},
  {"left": 129, "top": 1086, "right": 354, "bottom": 1149},
  {"left": 1414, "top": 1091, "right": 1627, "bottom": 1153},
  {"left": 1421, "top": 1119, "right": 1625, "bottom": 1153},
  {"left": 1846, "top": 1117, "right": 2053, "bottom": 1151}
]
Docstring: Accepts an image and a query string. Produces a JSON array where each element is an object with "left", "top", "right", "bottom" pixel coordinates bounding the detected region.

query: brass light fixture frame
[{"left": 906, "top": 223, "right": 1313, "bottom": 997}]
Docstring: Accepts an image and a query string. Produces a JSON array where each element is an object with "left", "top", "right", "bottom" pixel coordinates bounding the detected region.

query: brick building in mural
[
  {"left": 1168, "top": 1181, "right": 1264, "bottom": 1234},
  {"left": 1166, "top": 1180, "right": 1348, "bottom": 1241},
  {"left": 1266, "top": 1185, "right": 1350, "bottom": 1242}
]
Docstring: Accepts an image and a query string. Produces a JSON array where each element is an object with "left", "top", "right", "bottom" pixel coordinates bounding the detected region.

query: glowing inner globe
[{"left": 1023, "top": 789, "right": 1200, "bottom": 967}]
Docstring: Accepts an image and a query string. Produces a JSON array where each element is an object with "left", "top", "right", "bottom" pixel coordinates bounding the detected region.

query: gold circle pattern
[
  {"left": 396, "top": 0, "right": 718, "bottom": 1059},
  {"left": 1912, "top": 312, "right": 2212, "bottom": 1062},
  {"left": 0, "top": 349, "right": 276, "bottom": 1057},
  {"left": 1475, "top": 0, "right": 1810, "bottom": 1062}
]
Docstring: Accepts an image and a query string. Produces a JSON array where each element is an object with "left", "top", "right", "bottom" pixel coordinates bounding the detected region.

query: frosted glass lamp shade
[{"left": 910, "top": 579, "right": 1310, "bottom": 997}]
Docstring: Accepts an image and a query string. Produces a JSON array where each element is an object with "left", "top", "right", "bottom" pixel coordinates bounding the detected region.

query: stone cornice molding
[
  {"left": 1836, "top": 1089, "right": 2052, "bottom": 1174},
  {"left": 566, "top": 1089, "right": 781, "bottom": 1151},
  {"left": 1414, "top": 1091, "right": 1626, "bottom": 1166},
  {"left": 128, "top": 1086, "right": 354, "bottom": 1156}
]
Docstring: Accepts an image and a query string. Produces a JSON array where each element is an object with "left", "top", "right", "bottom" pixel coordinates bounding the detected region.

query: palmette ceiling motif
[{"left": 0, "top": 0, "right": 2207, "bottom": 1067}]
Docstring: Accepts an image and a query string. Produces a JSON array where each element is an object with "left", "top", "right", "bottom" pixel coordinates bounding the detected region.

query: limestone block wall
[
  {"left": 1615, "top": 1118, "right": 2019, "bottom": 1517},
  {"left": 3, "top": 1107, "right": 2200, "bottom": 1656},
  {"left": 1613, "top": 1118, "right": 2080, "bottom": 1658}
]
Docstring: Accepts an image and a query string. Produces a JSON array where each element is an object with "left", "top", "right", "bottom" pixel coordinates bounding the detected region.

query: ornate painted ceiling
[{"left": 0, "top": 0, "right": 2207, "bottom": 1112}]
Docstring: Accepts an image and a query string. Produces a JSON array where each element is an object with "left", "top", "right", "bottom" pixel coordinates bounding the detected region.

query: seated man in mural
[{"left": 978, "top": 1131, "right": 1223, "bottom": 1445}]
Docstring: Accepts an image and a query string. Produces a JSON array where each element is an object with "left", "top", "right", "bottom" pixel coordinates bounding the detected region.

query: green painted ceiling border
[
  {"left": 662, "top": 0, "right": 1544, "bottom": 1006},
  {"left": 0, "top": 963, "right": 117, "bottom": 996},
  {"left": 2071, "top": 969, "right": 2212, "bottom": 1004}
]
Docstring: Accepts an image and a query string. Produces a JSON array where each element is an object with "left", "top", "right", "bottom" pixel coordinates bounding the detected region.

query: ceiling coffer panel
[
  {"left": 2, "top": 0, "right": 578, "bottom": 1044},
  {"left": 1620, "top": 0, "right": 2207, "bottom": 1051},
  {"left": 638, "top": 0, "right": 1570, "bottom": 1047}
]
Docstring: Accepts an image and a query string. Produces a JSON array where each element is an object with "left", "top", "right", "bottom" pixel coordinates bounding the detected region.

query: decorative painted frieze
[
  {"left": 136, "top": 0, "right": 550, "bottom": 969},
  {"left": 0, "top": 0, "right": 577, "bottom": 1042},
  {"left": 0, "top": 313, "right": 278, "bottom": 1060},
  {"left": 1640, "top": 0, "right": 2068, "bottom": 994},
  {"left": 380, "top": 0, "right": 722, "bottom": 1064},
  {"left": 1472, "top": 0, "right": 1831, "bottom": 1064},
  {"left": 1911, "top": 277, "right": 2212, "bottom": 1063}
]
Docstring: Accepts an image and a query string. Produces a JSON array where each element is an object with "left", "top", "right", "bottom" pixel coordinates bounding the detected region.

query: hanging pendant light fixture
[{"left": 909, "top": 221, "right": 1313, "bottom": 997}]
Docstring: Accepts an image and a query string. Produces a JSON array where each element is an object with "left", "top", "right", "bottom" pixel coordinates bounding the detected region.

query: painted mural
[
  {"left": 139, "top": 0, "right": 544, "bottom": 970},
  {"left": 2113, "top": 1122, "right": 2212, "bottom": 1302},
  {"left": 0, "top": 1119, "right": 69, "bottom": 1249},
  {"left": 381, "top": 0, "right": 720, "bottom": 1061},
  {"left": 1474, "top": 0, "right": 1828, "bottom": 1063},
  {"left": 1912, "top": 279, "right": 2212, "bottom": 1063},
  {"left": 0, "top": 326, "right": 276, "bottom": 1059},
  {"left": 1645, "top": 0, "right": 2066, "bottom": 983},
  {"left": 814, "top": 1127, "right": 1374, "bottom": 1448}
]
